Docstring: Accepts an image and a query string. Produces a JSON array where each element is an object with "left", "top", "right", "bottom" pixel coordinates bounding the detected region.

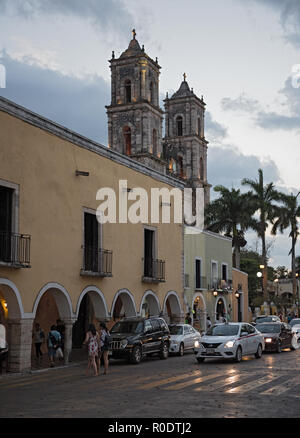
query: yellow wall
[
  {"left": 0, "top": 109, "right": 184, "bottom": 318},
  {"left": 232, "top": 268, "right": 249, "bottom": 322}
]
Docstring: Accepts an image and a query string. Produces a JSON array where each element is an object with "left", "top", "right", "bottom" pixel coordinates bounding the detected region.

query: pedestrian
[
  {"left": 83, "top": 324, "right": 99, "bottom": 377},
  {"left": 33, "top": 322, "right": 45, "bottom": 364},
  {"left": 206, "top": 316, "right": 212, "bottom": 330},
  {"left": 47, "top": 325, "right": 61, "bottom": 368},
  {"left": 287, "top": 313, "right": 292, "bottom": 324},
  {"left": 185, "top": 312, "right": 192, "bottom": 325},
  {"left": 97, "top": 322, "right": 110, "bottom": 375},
  {"left": 56, "top": 319, "right": 65, "bottom": 352}
]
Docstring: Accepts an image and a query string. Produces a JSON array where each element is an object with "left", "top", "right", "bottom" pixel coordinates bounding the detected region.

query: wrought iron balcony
[
  {"left": 0, "top": 231, "right": 31, "bottom": 268},
  {"left": 209, "top": 278, "right": 233, "bottom": 292},
  {"left": 81, "top": 246, "right": 113, "bottom": 277},
  {"left": 142, "top": 258, "right": 165, "bottom": 283}
]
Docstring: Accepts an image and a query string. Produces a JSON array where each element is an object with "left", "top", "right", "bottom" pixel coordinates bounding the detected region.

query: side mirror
[{"left": 241, "top": 331, "right": 248, "bottom": 337}]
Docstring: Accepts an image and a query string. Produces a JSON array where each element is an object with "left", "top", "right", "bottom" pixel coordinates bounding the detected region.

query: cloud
[
  {"left": 205, "top": 111, "right": 228, "bottom": 141},
  {"left": 0, "top": 51, "right": 110, "bottom": 144},
  {"left": 208, "top": 144, "right": 282, "bottom": 194},
  {"left": 221, "top": 93, "right": 260, "bottom": 113},
  {"left": 0, "top": 0, "right": 134, "bottom": 42},
  {"left": 242, "top": 0, "right": 300, "bottom": 48},
  {"left": 221, "top": 76, "right": 300, "bottom": 132}
]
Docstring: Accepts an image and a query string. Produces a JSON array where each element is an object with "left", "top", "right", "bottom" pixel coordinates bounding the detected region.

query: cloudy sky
[{"left": 0, "top": 0, "right": 299, "bottom": 268}]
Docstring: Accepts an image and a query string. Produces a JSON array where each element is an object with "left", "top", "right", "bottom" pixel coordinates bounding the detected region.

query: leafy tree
[
  {"left": 205, "top": 186, "right": 255, "bottom": 269},
  {"left": 241, "top": 169, "right": 281, "bottom": 300},
  {"left": 271, "top": 191, "right": 300, "bottom": 301}
]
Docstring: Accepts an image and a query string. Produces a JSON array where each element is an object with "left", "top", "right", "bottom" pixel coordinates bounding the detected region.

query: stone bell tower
[
  {"left": 163, "top": 74, "right": 211, "bottom": 203},
  {"left": 106, "top": 30, "right": 166, "bottom": 173}
]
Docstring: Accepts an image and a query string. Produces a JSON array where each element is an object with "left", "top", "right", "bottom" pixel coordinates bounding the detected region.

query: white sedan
[
  {"left": 169, "top": 324, "right": 201, "bottom": 356},
  {"left": 194, "top": 322, "right": 265, "bottom": 363},
  {"left": 291, "top": 324, "right": 300, "bottom": 346}
]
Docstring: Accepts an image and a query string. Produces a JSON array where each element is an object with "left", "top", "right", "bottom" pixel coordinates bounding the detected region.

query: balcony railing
[
  {"left": 142, "top": 258, "right": 165, "bottom": 283},
  {"left": 0, "top": 231, "right": 31, "bottom": 268},
  {"left": 81, "top": 246, "right": 113, "bottom": 277},
  {"left": 209, "top": 278, "right": 232, "bottom": 291}
]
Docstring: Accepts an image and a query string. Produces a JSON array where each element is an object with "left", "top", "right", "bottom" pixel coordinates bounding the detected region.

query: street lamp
[{"left": 213, "top": 289, "right": 218, "bottom": 297}]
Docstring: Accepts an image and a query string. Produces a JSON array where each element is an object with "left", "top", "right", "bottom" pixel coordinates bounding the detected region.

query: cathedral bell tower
[
  {"left": 106, "top": 30, "right": 166, "bottom": 173},
  {"left": 163, "top": 74, "right": 211, "bottom": 204}
]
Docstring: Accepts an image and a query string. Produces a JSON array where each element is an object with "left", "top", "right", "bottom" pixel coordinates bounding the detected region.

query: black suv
[{"left": 108, "top": 316, "right": 170, "bottom": 364}]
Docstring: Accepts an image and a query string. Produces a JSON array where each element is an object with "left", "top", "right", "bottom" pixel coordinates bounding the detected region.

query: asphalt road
[{"left": 1, "top": 347, "right": 300, "bottom": 419}]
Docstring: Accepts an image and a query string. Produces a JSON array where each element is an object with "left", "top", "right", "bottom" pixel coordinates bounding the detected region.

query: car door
[
  {"left": 246, "top": 324, "right": 258, "bottom": 354},
  {"left": 142, "top": 320, "right": 155, "bottom": 353},
  {"left": 151, "top": 319, "right": 162, "bottom": 351},
  {"left": 281, "top": 324, "right": 289, "bottom": 348},
  {"left": 183, "top": 325, "right": 191, "bottom": 348},
  {"left": 240, "top": 324, "right": 249, "bottom": 354}
]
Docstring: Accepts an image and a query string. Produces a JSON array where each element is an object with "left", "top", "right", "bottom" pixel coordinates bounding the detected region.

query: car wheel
[
  {"left": 235, "top": 346, "right": 242, "bottom": 363},
  {"left": 130, "top": 345, "right": 142, "bottom": 364},
  {"left": 255, "top": 344, "right": 262, "bottom": 359},
  {"left": 159, "top": 341, "right": 169, "bottom": 360},
  {"left": 178, "top": 343, "right": 184, "bottom": 357},
  {"left": 197, "top": 357, "right": 205, "bottom": 363},
  {"left": 277, "top": 342, "right": 282, "bottom": 353}
]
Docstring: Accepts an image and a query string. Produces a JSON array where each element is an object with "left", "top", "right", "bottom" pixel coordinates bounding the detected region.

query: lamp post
[{"left": 235, "top": 291, "right": 241, "bottom": 322}]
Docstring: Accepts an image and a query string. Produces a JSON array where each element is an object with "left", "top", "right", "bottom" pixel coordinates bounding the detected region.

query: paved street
[{"left": 1, "top": 348, "right": 300, "bottom": 419}]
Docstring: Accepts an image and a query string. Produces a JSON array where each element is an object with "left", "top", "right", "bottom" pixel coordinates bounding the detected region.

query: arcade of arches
[{"left": 0, "top": 281, "right": 183, "bottom": 373}]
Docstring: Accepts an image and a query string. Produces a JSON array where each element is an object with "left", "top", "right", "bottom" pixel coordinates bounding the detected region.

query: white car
[
  {"left": 194, "top": 322, "right": 265, "bottom": 363},
  {"left": 169, "top": 324, "right": 201, "bottom": 356},
  {"left": 291, "top": 324, "right": 300, "bottom": 346}
]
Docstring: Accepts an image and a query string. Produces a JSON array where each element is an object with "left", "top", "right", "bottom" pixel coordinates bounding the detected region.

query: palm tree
[
  {"left": 241, "top": 169, "right": 281, "bottom": 300},
  {"left": 205, "top": 185, "right": 255, "bottom": 269},
  {"left": 271, "top": 191, "right": 300, "bottom": 304}
]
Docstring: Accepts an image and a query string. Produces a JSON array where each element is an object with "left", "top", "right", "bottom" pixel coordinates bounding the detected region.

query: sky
[{"left": 0, "top": 0, "right": 299, "bottom": 268}]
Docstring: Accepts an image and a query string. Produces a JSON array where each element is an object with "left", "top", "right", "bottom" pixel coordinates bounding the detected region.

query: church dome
[
  {"left": 120, "top": 30, "right": 143, "bottom": 58},
  {"left": 171, "top": 76, "right": 194, "bottom": 99}
]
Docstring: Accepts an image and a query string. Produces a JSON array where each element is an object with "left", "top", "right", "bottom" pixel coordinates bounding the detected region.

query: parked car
[
  {"left": 291, "top": 324, "right": 300, "bottom": 346},
  {"left": 108, "top": 316, "right": 170, "bottom": 364},
  {"left": 168, "top": 324, "right": 201, "bottom": 356},
  {"left": 290, "top": 318, "right": 300, "bottom": 328},
  {"left": 253, "top": 315, "right": 281, "bottom": 324},
  {"left": 255, "top": 322, "right": 297, "bottom": 353},
  {"left": 194, "top": 322, "right": 264, "bottom": 363}
]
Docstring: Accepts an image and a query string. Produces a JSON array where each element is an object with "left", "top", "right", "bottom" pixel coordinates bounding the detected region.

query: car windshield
[
  {"left": 110, "top": 321, "right": 144, "bottom": 334},
  {"left": 256, "top": 317, "right": 277, "bottom": 323},
  {"left": 256, "top": 324, "right": 280, "bottom": 334},
  {"left": 290, "top": 319, "right": 300, "bottom": 327},
  {"left": 205, "top": 325, "right": 239, "bottom": 336},
  {"left": 169, "top": 326, "right": 183, "bottom": 335}
]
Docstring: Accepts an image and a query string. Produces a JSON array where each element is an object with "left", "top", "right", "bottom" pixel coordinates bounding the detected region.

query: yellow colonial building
[{"left": 0, "top": 96, "right": 185, "bottom": 372}]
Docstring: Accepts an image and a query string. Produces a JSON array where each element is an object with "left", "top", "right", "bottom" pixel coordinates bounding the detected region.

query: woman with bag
[
  {"left": 83, "top": 324, "right": 99, "bottom": 377},
  {"left": 97, "top": 322, "right": 110, "bottom": 375}
]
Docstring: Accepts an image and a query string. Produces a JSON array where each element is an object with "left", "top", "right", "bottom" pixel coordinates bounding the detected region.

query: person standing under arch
[{"left": 83, "top": 324, "right": 98, "bottom": 377}]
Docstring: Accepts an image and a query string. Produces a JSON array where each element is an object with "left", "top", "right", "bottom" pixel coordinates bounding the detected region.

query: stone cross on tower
[
  {"left": 132, "top": 29, "right": 136, "bottom": 39},
  {"left": 183, "top": 73, "right": 187, "bottom": 82}
]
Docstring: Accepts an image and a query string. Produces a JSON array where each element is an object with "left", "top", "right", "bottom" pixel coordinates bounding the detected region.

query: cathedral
[{"left": 106, "top": 30, "right": 211, "bottom": 204}]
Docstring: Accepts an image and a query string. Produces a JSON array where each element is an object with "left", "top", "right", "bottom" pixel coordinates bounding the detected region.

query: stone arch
[
  {"left": 163, "top": 291, "right": 182, "bottom": 323},
  {"left": 32, "top": 282, "right": 74, "bottom": 320},
  {"left": 175, "top": 115, "right": 184, "bottom": 136},
  {"left": 215, "top": 296, "right": 227, "bottom": 322},
  {"left": 111, "top": 289, "right": 137, "bottom": 320},
  {"left": 75, "top": 286, "right": 109, "bottom": 320},
  {"left": 0, "top": 278, "right": 24, "bottom": 320},
  {"left": 192, "top": 292, "right": 207, "bottom": 331},
  {"left": 139, "top": 290, "right": 160, "bottom": 317}
]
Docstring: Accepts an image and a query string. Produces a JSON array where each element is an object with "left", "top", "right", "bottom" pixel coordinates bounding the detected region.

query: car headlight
[
  {"left": 265, "top": 338, "right": 273, "bottom": 343},
  {"left": 120, "top": 339, "right": 128, "bottom": 348},
  {"left": 225, "top": 340, "right": 235, "bottom": 348},
  {"left": 194, "top": 340, "right": 200, "bottom": 348}
]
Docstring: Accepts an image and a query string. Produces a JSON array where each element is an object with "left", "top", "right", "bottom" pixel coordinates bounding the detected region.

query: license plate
[{"left": 206, "top": 348, "right": 215, "bottom": 354}]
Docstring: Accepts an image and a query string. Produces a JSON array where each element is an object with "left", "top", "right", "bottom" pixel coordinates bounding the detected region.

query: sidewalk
[{"left": 1, "top": 347, "right": 87, "bottom": 377}]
